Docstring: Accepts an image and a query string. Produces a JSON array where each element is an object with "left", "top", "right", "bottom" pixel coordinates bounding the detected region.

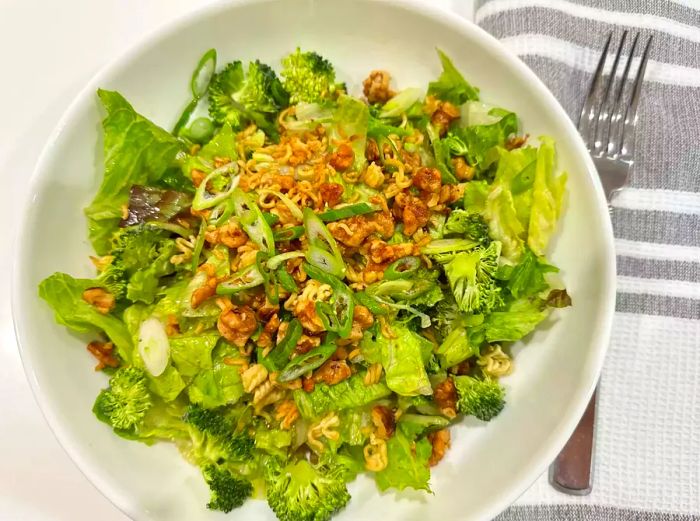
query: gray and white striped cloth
[{"left": 468, "top": 1, "right": 700, "bottom": 520}]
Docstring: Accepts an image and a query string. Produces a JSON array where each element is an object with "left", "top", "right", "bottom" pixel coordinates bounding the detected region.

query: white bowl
[{"left": 13, "top": 0, "right": 616, "bottom": 519}]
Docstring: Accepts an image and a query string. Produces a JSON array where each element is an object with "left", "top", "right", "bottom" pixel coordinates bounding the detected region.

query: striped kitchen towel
[{"left": 470, "top": 1, "right": 700, "bottom": 520}]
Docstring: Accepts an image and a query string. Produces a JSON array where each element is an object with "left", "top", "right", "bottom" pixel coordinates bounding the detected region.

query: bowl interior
[{"left": 14, "top": 0, "right": 615, "bottom": 520}]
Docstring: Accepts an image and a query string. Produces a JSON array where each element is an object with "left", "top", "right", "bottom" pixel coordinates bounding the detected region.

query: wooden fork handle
[{"left": 549, "top": 388, "right": 598, "bottom": 495}]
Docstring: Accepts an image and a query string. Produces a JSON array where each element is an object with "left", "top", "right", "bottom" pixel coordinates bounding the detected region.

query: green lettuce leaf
[
  {"left": 145, "top": 364, "right": 186, "bottom": 402},
  {"left": 338, "top": 408, "right": 370, "bottom": 446},
  {"left": 182, "top": 122, "right": 238, "bottom": 177},
  {"left": 427, "top": 49, "right": 479, "bottom": 105},
  {"left": 505, "top": 248, "right": 558, "bottom": 298},
  {"left": 38, "top": 273, "right": 133, "bottom": 362},
  {"left": 375, "top": 431, "right": 432, "bottom": 492},
  {"left": 85, "top": 90, "right": 184, "bottom": 254},
  {"left": 398, "top": 413, "right": 450, "bottom": 439},
  {"left": 187, "top": 342, "right": 244, "bottom": 409},
  {"left": 293, "top": 373, "right": 391, "bottom": 420},
  {"left": 451, "top": 109, "right": 518, "bottom": 170},
  {"left": 484, "top": 298, "right": 548, "bottom": 342},
  {"left": 435, "top": 327, "right": 478, "bottom": 369},
  {"left": 125, "top": 239, "right": 179, "bottom": 304},
  {"left": 169, "top": 332, "right": 219, "bottom": 377},
  {"left": 528, "top": 137, "right": 567, "bottom": 255},
  {"left": 254, "top": 428, "right": 292, "bottom": 458},
  {"left": 378, "top": 324, "right": 432, "bottom": 397}
]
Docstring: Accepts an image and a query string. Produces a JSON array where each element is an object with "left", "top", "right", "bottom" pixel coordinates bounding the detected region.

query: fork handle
[{"left": 549, "top": 388, "right": 598, "bottom": 495}]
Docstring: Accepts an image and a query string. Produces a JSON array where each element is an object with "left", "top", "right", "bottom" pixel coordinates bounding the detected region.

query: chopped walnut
[
  {"left": 362, "top": 70, "right": 395, "bottom": 104},
  {"left": 270, "top": 173, "right": 295, "bottom": 191},
  {"left": 434, "top": 378, "right": 458, "bottom": 419},
  {"left": 86, "top": 340, "right": 119, "bottom": 371},
  {"left": 328, "top": 143, "right": 354, "bottom": 172},
  {"left": 365, "top": 139, "right": 381, "bottom": 163},
  {"left": 217, "top": 305, "right": 257, "bottom": 348},
  {"left": 366, "top": 239, "right": 415, "bottom": 264},
  {"left": 428, "top": 429, "right": 451, "bottom": 466},
  {"left": 319, "top": 182, "right": 345, "bottom": 207},
  {"left": 191, "top": 168, "right": 206, "bottom": 187},
  {"left": 82, "top": 288, "right": 115, "bottom": 314},
  {"left": 257, "top": 313, "right": 281, "bottom": 349},
  {"left": 430, "top": 100, "right": 460, "bottom": 136},
  {"left": 328, "top": 201, "right": 394, "bottom": 247},
  {"left": 371, "top": 405, "right": 396, "bottom": 439},
  {"left": 452, "top": 157, "right": 475, "bottom": 181},
  {"left": 296, "top": 334, "right": 321, "bottom": 354},
  {"left": 412, "top": 167, "right": 442, "bottom": 193},
  {"left": 439, "top": 183, "right": 465, "bottom": 205},
  {"left": 302, "top": 376, "right": 315, "bottom": 393},
  {"left": 190, "top": 275, "right": 218, "bottom": 309},
  {"left": 204, "top": 221, "right": 248, "bottom": 249},
  {"left": 394, "top": 193, "right": 430, "bottom": 236},
  {"left": 313, "top": 359, "right": 352, "bottom": 385}
]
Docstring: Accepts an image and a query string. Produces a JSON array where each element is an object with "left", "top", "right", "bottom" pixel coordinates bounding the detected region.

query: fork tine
[
  {"left": 620, "top": 35, "right": 653, "bottom": 160},
  {"left": 593, "top": 30, "right": 628, "bottom": 154},
  {"left": 578, "top": 32, "right": 612, "bottom": 149},
  {"left": 607, "top": 32, "right": 640, "bottom": 157}
]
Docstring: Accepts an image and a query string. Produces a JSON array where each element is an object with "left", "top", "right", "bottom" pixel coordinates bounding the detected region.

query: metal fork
[{"left": 549, "top": 30, "right": 653, "bottom": 495}]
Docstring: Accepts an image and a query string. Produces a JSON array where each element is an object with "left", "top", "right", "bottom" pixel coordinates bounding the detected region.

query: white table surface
[{"left": 0, "top": 1, "right": 472, "bottom": 519}]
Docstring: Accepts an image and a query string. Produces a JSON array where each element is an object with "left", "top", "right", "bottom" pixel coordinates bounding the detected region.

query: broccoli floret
[
  {"left": 209, "top": 60, "right": 289, "bottom": 131},
  {"left": 95, "top": 260, "right": 127, "bottom": 299},
  {"left": 93, "top": 367, "right": 152, "bottom": 430},
  {"left": 202, "top": 464, "right": 253, "bottom": 513},
  {"left": 444, "top": 210, "right": 491, "bottom": 245},
  {"left": 266, "top": 460, "right": 350, "bottom": 521},
  {"left": 280, "top": 48, "right": 343, "bottom": 104},
  {"left": 453, "top": 375, "right": 505, "bottom": 421},
  {"left": 432, "top": 297, "right": 465, "bottom": 340},
  {"left": 183, "top": 405, "right": 254, "bottom": 465},
  {"left": 444, "top": 241, "right": 502, "bottom": 314}
]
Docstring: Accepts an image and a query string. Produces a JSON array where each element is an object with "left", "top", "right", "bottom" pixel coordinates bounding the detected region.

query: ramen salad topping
[{"left": 39, "top": 48, "right": 570, "bottom": 520}]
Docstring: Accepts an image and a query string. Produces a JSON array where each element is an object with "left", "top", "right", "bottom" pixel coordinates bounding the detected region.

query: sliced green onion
[
  {"left": 192, "top": 162, "right": 240, "bottom": 211},
  {"left": 305, "top": 245, "right": 345, "bottom": 280},
  {"left": 145, "top": 221, "right": 192, "bottom": 237},
  {"left": 273, "top": 226, "right": 304, "bottom": 242},
  {"left": 172, "top": 99, "right": 198, "bottom": 136},
  {"left": 256, "top": 252, "right": 279, "bottom": 305},
  {"left": 259, "top": 189, "right": 304, "bottom": 221},
  {"left": 190, "top": 219, "right": 207, "bottom": 273},
  {"left": 190, "top": 49, "right": 216, "bottom": 99},
  {"left": 302, "top": 261, "right": 337, "bottom": 287},
  {"left": 232, "top": 188, "right": 275, "bottom": 254},
  {"left": 421, "top": 238, "right": 478, "bottom": 256},
  {"left": 216, "top": 264, "right": 264, "bottom": 295},
  {"left": 277, "top": 269, "right": 299, "bottom": 293},
  {"left": 278, "top": 343, "right": 337, "bottom": 383},
  {"left": 210, "top": 199, "right": 236, "bottom": 227},
  {"left": 187, "top": 117, "right": 215, "bottom": 144},
  {"left": 263, "top": 212, "right": 280, "bottom": 227},
  {"left": 318, "top": 202, "right": 379, "bottom": 222},
  {"left": 267, "top": 251, "right": 306, "bottom": 271},
  {"left": 303, "top": 262, "right": 354, "bottom": 338},
  {"left": 264, "top": 319, "right": 303, "bottom": 371},
  {"left": 366, "top": 279, "right": 413, "bottom": 297},
  {"left": 303, "top": 208, "right": 345, "bottom": 277},
  {"left": 384, "top": 256, "right": 421, "bottom": 280}
]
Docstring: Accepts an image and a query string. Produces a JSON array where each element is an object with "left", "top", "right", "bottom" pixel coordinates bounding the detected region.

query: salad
[{"left": 39, "top": 48, "right": 570, "bottom": 520}]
